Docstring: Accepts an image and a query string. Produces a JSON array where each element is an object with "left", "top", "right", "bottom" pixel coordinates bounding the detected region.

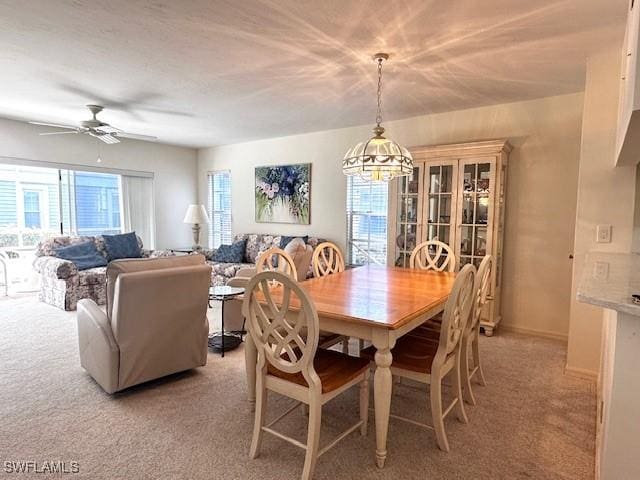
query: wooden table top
[{"left": 253, "top": 265, "right": 456, "bottom": 330}]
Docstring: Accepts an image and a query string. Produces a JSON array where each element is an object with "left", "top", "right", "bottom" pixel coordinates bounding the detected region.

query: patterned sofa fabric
[
  {"left": 207, "top": 233, "right": 325, "bottom": 286},
  {"left": 33, "top": 234, "right": 171, "bottom": 311},
  {"left": 33, "top": 256, "right": 78, "bottom": 280},
  {"left": 210, "top": 262, "right": 255, "bottom": 287}
]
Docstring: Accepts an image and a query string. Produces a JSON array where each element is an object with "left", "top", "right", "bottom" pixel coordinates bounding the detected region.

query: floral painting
[{"left": 255, "top": 164, "right": 310, "bottom": 224}]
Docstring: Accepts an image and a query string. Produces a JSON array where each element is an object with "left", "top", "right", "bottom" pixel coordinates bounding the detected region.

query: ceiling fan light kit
[
  {"left": 342, "top": 53, "right": 413, "bottom": 182},
  {"left": 29, "top": 104, "right": 157, "bottom": 145}
]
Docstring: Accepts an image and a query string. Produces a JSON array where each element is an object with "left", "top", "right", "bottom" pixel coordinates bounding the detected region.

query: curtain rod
[{"left": 0, "top": 156, "right": 154, "bottom": 178}]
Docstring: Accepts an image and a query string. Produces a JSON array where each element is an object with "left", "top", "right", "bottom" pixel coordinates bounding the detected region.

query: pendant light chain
[{"left": 376, "top": 57, "right": 383, "bottom": 127}]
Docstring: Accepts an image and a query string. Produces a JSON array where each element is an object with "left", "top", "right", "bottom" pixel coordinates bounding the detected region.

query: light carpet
[{"left": 0, "top": 296, "right": 596, "bottom": 479}]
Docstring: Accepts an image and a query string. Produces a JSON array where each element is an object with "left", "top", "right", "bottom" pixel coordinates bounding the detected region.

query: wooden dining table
[{"left": 243, "top": 264, "right": 456, "bottom": 468}]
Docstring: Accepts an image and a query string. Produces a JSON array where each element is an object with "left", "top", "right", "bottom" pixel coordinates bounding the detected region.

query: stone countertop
[{"left": 577, "top": 251, "right": 640, "bottom": 316}]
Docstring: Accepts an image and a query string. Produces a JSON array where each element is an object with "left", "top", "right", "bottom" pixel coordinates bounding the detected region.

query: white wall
[
  {"left": 198, "top": 93, "right": 584, "bottom": 339},
  {"left": 567, "top": 48, "right": 638, "bottom": 376},
  {"left": 0, "top": 117, "right": 198, "bottom": 248}
]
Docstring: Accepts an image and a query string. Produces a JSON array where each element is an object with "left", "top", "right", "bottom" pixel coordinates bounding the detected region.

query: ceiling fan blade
[
  {"left": 97, "top": 125, "right": 122, "bottom": 134},
  {"left": 114, "top": 132, "right": 157, "bottom": 141},
  {"left": 29, "top": 121, "right": 78, "bottom": 130},
  {"left": 97, "top": 133, "right": 120, "bottom": 144},
  {"left": 39, "top": 131, "right": 79, "bottom": 136}
]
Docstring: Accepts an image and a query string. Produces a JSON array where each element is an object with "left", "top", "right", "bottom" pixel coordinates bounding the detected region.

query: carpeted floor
[{"left": 0, "top": 296, "right": 596, "bottom": 479}]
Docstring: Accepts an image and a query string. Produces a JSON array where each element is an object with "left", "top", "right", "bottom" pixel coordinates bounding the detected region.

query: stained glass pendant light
[{"left": 343, "top": 53, "right": 413, "bottom": 182}]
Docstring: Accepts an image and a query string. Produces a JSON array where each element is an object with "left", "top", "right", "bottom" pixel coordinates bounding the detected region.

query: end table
[{"left": 208, "top": 285, "right": 245, "bottom": 357}]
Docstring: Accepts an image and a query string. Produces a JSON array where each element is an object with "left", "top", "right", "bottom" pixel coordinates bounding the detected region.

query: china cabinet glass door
[
  {"left": 456, "top": 159, "right": 495, "bottom": 268},
  {"left": 393, "top": 165, "right": 423, "bottom": 267},
  {"left": 424, "top": 161, "right": 458, "bottom": 253}
]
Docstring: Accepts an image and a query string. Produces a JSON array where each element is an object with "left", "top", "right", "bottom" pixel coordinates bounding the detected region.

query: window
[
  {"left": 23, "top": 190, "right": 42, "bottom": 228},
  {"left": 207, "top": 171, "right": 232, "bottom": 248},
  {"left": 70, "top": 171, "right": 122, "bottom": 236},
  {"left": 346, "top": 176, "right": 388, "bottom": 265}
]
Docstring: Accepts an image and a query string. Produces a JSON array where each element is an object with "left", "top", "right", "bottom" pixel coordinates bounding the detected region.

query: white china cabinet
[{"left": 388, "top": 140, "right": 511, "bottom": 336}]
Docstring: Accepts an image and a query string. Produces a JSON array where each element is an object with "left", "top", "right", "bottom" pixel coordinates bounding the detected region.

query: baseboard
[
  {"left": 564, "top": 365, "right": 598, "bottom": 382},
  {"left": 499, "top": 324, "right": 568, "bottom": 342}
]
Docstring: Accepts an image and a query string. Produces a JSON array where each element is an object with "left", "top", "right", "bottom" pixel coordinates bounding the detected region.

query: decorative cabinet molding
[
  {"left": 617, "top": 0, "right": 640, "bottom": 166},
  {"left": 388, "top": 139, "right": 511, "bottom": 336}
]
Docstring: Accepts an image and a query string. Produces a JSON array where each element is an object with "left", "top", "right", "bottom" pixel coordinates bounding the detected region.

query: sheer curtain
[{"left": 121, "top": 175, "right": 155, "bottom": 249}]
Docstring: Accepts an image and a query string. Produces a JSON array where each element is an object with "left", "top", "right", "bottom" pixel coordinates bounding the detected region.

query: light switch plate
[{"left": 596, "top": 224, "right": 612, "bottom": 243}]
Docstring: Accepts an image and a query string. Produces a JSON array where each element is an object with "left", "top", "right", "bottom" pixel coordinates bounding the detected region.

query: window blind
[
  {"left": 346, "top": 176, "right": 388, "bottom": 265},
  {"left": 207, "top": 171, "right": 232, "bottom": 248}
]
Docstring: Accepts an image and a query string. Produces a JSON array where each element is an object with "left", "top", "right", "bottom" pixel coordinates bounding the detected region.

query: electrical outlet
[
  {"left": 596, "top": 225, "right": 612, "bottom": 243},
  {"left": 593, "top": 261, "right": 609, "bottom": 280}
]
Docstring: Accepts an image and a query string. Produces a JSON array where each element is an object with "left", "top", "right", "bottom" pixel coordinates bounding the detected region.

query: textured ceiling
[{"left": 0, "top": 0, "right": 628, "bottom": 148}]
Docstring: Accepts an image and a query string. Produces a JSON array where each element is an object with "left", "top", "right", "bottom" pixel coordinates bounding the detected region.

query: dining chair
[
  {"left": 409, "top": 255, "right": 492, "bottom": 406},
  {"left": 311, "top": 242, "right": 353, "bottom": 354},
  {"left": 312, "top": 242, "right": 345, "bottom": 278},
  {"left": 362, "top": 264, "right": 476, "bottom": 452},
  {"left": 462, "top": 255, "right": 492, "bottom": 405},
  {"left": 409, "top": 240, "right": 457, "bottom": 272},
  {"left": 254, "top": 247, "right": 344, "bottom": 353},
  {"left": 244, "top": 270, "right": 370, "bottom": 480},
  {"left": 256, "top": 247, "right": 298, "bottom": 281}
]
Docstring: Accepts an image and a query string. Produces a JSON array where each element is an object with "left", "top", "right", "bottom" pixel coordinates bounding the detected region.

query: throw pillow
[
  {"left": 102, "top": 232, "right": 142, "bottom": 261},
  {"left": 283, "top": 237, "right": 307, "bottom": 275},
  {"left": 280, "top": 235, "right": 308, "bottom": 249},
  {"left": 212, "top": 239, "right": 246, "bottom": 263},
  {"left": 54, "top": 241, "right": 108, "bottom": 271}
]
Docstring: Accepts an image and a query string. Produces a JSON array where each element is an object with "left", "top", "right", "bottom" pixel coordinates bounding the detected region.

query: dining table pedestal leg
[
  {"left": 373, "top": 332, "right": 394, "bottom": 469},
  {"left": 245, "top": 332, "right": 257, "bottom": 409}
]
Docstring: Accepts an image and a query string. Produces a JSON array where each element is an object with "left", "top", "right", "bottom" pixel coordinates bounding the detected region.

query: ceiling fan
[{"left": 29, "top": 105, "right": 157, "bottom": 144}]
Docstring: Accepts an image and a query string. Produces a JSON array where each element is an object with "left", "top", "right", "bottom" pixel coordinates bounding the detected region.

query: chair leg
[
  {"left": 453, "top": 354, "right": 469, "bottom": 424},
  {"left": 429, "top": 373, "right": 449, "bottom": 452},
  {"left": 473, "top": 329, "right": 487, "bottom": 386},
  {"left": 462, "top": 338, "right": 477, "bottom": 406},
  {"left": 342, "top": 338, "right": 349, "bottom": 354},
  {"left": 359, "top": 372, "right": 370, "bottom": 436},
  {"left": 249, "top": 372, "right": 267, "bottom": 459},
  {"left": 302, "top": 397, "right": 322, "bottom": 480}
]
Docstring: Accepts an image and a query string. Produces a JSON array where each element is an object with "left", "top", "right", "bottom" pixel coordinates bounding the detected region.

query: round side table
[{"left": 208, "top": 285, "right": 245, "bottom": 357}]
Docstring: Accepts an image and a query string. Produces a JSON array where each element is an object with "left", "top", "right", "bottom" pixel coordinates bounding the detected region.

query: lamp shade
[{"left": 183, "top": 204, "right": 210, "bottom": 224}]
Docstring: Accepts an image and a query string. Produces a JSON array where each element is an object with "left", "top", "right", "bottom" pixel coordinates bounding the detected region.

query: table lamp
[{"left": 183, "top": 204, "right": 210, "bottom": 250}]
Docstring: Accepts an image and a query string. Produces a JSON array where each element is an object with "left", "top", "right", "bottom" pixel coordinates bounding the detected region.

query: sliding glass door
[
  {"left": 0, "top": 164, "right": 62, "bottom": 249},
  {"left": 0, "top": 164, "right": 124, "bottom": 246},
  {"left": 60, "top": 170, "right": 122, "bottom": 237},
  {"left": 0, "top": 163, "right": 125, "bottom": 291}
]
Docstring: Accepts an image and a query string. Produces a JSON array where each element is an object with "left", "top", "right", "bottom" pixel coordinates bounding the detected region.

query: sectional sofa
[{"left": 201, "top": 233, "right": 324, "bottom": 286}]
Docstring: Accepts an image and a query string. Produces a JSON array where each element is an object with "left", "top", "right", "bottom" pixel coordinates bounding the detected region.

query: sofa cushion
[
  {"left": 78, "top": 267, "right": 107, "bottom": 286},
  {"left": 210, "top": 261, "right": 254, "bottom": 280},
  {"left": 242, "top": 234, "right": 281, "bottom": 263},
  {"left": 36, "top": 235, "right": 94, "bottom": 257},
  {"left": 102, "top": 232, "right": 142, "bottom": 260},
  {"left": 54, "top": 241, "right": 108, "bottom": 271},
  {"left": 212, "top": 239, "right": 246, "bottom": 263}
]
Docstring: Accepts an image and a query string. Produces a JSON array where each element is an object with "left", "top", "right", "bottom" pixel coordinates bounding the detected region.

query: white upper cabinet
[{"left": 617, "top": 0, "right": 640, "bottom": 166}]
